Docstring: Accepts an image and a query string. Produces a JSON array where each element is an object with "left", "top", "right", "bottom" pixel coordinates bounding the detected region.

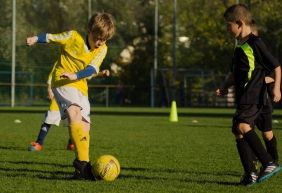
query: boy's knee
[
  {"left": 262, "top": 131, "right": 273, "bottom": 141},
  {"left": 232, "top": 122, "right": 252, "bottom": 135},
  {"left": 238, "top": 122, "right": 252, "bottom": 134}
]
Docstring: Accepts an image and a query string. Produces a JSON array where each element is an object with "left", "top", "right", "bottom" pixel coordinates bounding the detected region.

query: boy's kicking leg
[
  {"left": 53, "top": 87, "right": 93, "bottom": 180},
  {"left": 67, "top": 105, "right": 93, "bottom": 180}
]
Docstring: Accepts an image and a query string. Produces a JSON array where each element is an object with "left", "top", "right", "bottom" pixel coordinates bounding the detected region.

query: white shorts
[
  {"left": 44, "top": 110, "right": 61, "bottom": 126},
  {"left": 52, "top": 86, "right": 91, "bottom": 124},
  {"left": 43, "top": 98, "right": 61, "bottom": 126}
]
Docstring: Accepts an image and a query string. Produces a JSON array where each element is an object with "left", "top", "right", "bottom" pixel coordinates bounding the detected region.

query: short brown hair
[
  {"left": 88, "top": 12, "right": 115, "bottom": 41},
  {"left": 224, "top": 4, "right": 253, "bottom": 25}
]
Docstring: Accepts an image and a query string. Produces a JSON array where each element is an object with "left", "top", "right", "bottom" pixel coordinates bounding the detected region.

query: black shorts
[
  {"left": 254, "top": 104, "right": 272, "bottom": 132},
  {"left": 232, "top": 104, "right": 263, "bottom": 135}
]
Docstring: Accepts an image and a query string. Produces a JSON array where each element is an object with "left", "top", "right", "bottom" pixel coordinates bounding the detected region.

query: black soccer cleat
[
  {"left": 72, "top": 159, "right": 95, "bottom": 180},
  {"left": 239, "top": 172, "right": 258, "bottom": 186},
  {"left": 257, "top": 162, "right": 282, "bottom": 183}
]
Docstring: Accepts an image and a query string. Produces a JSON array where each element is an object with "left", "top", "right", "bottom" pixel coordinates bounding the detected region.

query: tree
[{"left": 1, "top": 0, "right": 282, "bottom": 106}]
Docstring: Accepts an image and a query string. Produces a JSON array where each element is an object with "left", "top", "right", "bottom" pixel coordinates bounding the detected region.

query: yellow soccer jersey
[
  {"left": 47, "top": 61, "right": 57, "bottom": 85},
  {"left": 47, "top": 30, "right": 107, "bottom": 96},
  {"left": 49, "top": 97, "right": 59, "bottom": 111}
]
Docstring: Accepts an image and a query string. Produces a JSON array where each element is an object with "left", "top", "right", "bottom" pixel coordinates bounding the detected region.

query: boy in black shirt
[{"left": 217, "top": 4, "right": 281, "bottom": 185}]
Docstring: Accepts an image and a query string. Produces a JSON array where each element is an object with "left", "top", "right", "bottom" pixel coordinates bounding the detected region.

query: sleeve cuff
[
  {"left": 37, "top": 33, "right": 47, "bottom": 43},
  {"left": 76, "top": 66, "right": 96, "bottom": 80}
]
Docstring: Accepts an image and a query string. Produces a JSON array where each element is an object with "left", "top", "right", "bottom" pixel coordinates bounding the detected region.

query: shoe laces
[
  {"left": 264, "top": 164, "right": 278, "bottom": 173},
  {"left": 250, "top": 172, "right": 258, "bottom": 181}
]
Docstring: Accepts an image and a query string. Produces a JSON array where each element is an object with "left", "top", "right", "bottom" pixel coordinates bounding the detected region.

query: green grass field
[{"left": 0, "top": 108, "right": 282, "bottom": 193}]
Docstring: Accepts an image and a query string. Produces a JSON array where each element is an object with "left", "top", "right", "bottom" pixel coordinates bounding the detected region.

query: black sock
[
  {"left": 244, "top": 130, "right": 272, "bottom": 166},
  {"left": 68, "top": 138, "right": 73, "bottom": 145},
  {"left": 264, "top": 136, "right": 279, "bottom": 163},
  {"left": 36, "top": 123, "right": 51, "bottom": 145},
  {"left": 236, "top": 138, "right": 256, "bottom": 173}
]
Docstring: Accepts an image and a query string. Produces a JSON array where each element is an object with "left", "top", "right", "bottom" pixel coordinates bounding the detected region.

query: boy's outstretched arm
[
  {"left": 216, "top": 72, "right": 234, "bottom": 96},
  {"left": 26, "top": 34, "right": 47, "bottom": 46},
  {"left": 273, "top": 66, "right": 281, "bottom": 102}
]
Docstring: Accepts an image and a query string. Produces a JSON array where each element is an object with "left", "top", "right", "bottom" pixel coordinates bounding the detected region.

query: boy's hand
[
  {"left": 272, "top": 87, "right": 281, "bottom": 102},
  {"left": 216, "top": 88, "right": 228, "bottom": 96},
  {"left": 93, "top": 69, "right": 110, "bottom": 78},
  {"left": 26, "top": 36, "right": 38, "bottom": 46},
  {"left": 47, "top": 85, "right": 54, "bottom": 100},
  {"left": 101, "top": 69, "right": 110, "bottom": 77},
  {"left": 60, "top": 72, "right": 77, "bottom": 80}
]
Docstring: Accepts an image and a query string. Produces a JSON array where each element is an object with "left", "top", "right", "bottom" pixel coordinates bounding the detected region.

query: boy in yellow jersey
[{"left": 26, "top": 12, "right": 115, "bottom": 180}]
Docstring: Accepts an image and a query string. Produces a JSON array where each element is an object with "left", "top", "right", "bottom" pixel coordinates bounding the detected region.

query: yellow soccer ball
[{"left": 92, "top": 155, "right": 120, "bottom": 181}]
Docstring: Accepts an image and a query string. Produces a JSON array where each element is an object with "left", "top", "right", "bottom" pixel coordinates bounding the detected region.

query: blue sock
[{"left": 36, "top": 123, "right": 51, "bottom": 145}]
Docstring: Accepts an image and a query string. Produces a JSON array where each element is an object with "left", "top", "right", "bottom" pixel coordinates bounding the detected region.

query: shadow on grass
[
  {"left": 0, "top": 166, "right": 73, "bottom": 180},
  {"left": 120, "top": 173, "right": 239, "bottom": 186},
  {"left": 0, "top": 145, "right": 23, "bottom": 151},
  {"left": 0, "top": 165, "right": 240, "bottom": 185},
  {"left": 122, "top": 166, "right": 240, "bottom": 177},
  {"left": 0, "top": 162, "right": 241, "bottom": 185},
  {"left": 0, "top": 165, "right": 100, "bottom": 182},
  {"left": 0, "top": 160, "right": 76, "bottom": 180},
  {"left": 0, "top": 160, "right": 71, "bottom": 168},
  {"left": 120, "top": 166, "right": 240, "bottom": 186}
]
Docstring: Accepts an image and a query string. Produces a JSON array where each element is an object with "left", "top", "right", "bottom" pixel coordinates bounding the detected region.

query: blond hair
[{"left": 88, "top": 12, "right": 115, "bottom": 41}]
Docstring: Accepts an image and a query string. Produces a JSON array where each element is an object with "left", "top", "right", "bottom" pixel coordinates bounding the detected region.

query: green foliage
[
  {"left": 1, "top": 0, "right": 282, "bottom": 105},
  {"left": 0, "top": 0, "right": 12, "bottom": 61}
]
